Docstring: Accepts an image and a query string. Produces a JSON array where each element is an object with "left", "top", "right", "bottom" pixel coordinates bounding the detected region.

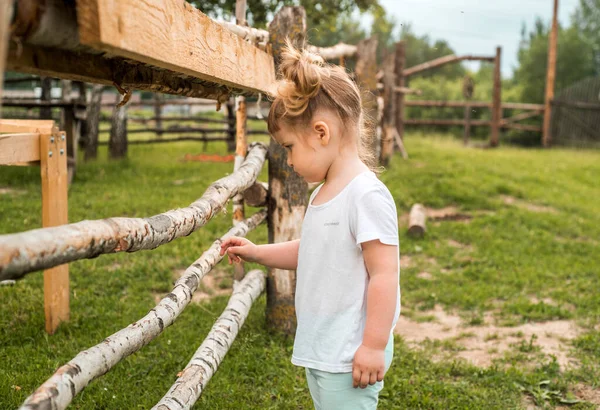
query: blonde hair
[{"left": 267, "top": 40, "right": 377, "bottom": 170}]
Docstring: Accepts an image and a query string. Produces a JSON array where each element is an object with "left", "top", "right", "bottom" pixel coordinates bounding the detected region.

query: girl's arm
[
  {"left": 352, "top": 240, "right": 398, "bottom": 388},
  {"left": 220, "top": 237, "right": 300, "bottom": 270}
]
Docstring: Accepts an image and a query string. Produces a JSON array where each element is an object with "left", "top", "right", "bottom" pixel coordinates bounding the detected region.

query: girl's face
[{"left": 274, "top": 118, "right": 337, "bottom": 183}]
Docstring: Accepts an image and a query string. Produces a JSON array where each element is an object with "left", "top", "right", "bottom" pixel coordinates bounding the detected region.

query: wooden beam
[
  {"left": 0, "top": 133, "right": 42, "bottom": 165},
  {"left": 404, "top": 119, "right": 491, "bottom": 126},
  {"left": 501, "top": 110, "right": 543, "bottom": 125},
  {"left": 6, "top": 43, "right": 233, "bottom": 100},
  {"left": 40, "top": 128, "right": 70, "bottom": 334},
  {"left": 501, "top": 123, "right": 543, "bottom": 132},
  {"left": 98, "top": 137, "right": 229, "bottom": 145},
  {"left": 75, "top": 0, "right": 275, "bottom": 95},
  {"left": 551, "top": 100, "right": 600, "bottom": 110},
  {"left": 543, "top": 0, "right": 559, "bottom": 147},
  {"left": 404, "top": 100, "right": 544, "bottom": 110},
  {"left": 490, "top": 46, "right": 502, "bottom": 147},
  {"left": 0, "top": 119, "right": 55, "bottom": 133},
  {"left": 403, "top": 54, "right": 495, "bottom": 77},
  {"left": 0, "top": 0, "right": 13, "bottom": 117}
]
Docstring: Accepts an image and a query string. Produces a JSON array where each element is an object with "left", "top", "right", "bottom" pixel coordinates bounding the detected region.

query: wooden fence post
[
  {"left": 40, "top": 77, "right": 53, "bottom": 119},
  {"left": 109, "top": 105, "right": 128, "bottom": 158},
  {"left": 64, "top": 103, "right": 79, "bottom": 183},
  {"left": 266, "top": 6, "right": 308, "bottom": 335},
  {"left": 40, "top": 127, "right": 69, "bottom": 334},
  {"left": 490, "top": 46, "right": 502, "bottom": 147},
  {"left": 154, "top": 93, "right": 164, "bottom": 138},
  {"left": 225, "top": 99, "right": 236, "bottom": 152},
  {"left": 394, "top": 41, "right": 406, "bottom": 150},
  {"left": 355, "top": 36, "right": 379, "bottom": 165},
  {"left": 232, "top": 0, "right": 248, "bottom": 282},
  {"left": 543, "top": 0, "right": 559, "bottom": 148},
  {"left": 85, "top": 84, "right": 103, "bottom": 160},
  {"left": 380, "top": 53, "right": 396, "bottom": 166},
  {"left": 0, "top": 0, "right": 13, "bottom": 117}
]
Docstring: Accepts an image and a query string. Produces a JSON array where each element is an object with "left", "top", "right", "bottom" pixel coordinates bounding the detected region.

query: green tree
[
  {"left": 513, "top": 17, "right": 595, "bottom": 103},
  {"left": 572, "top": 0, "right": 600, "bottom": 74},
  {"left": 400, "top": 24, "right": 465, "bottom": 80}
]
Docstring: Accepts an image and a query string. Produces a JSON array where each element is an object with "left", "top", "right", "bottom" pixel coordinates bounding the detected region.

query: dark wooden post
[
  {"left": 490, "top": 46, "right": 502, "bottom": 147},
  {"left": 109, "top": 105, "right": 128, "bottom": 159},
  {"left": 225, "top": 99, "right": 236, "bottom": 152},
  {"left": 543, "top": 0, "right": 558, "bottom": 147},
  {"left": 463, "top": 75, "right": 474, "bottom": 145},
  {"left": 380, "top": 53, "right": 396, "bottom": 166},
  {"left": 63, "top": 104, "right": 79, "bottom": 183},
  {"left": 154, "top": 93, "right": 163, "bottom": 138},
  {"left": 85, "top": 84, "right": 103, "bottom": 160},
  {"left": 40, "top": 77, "right": 53, "bottom": 119},
  {"left": 355, "top": 36, "right": 379, "bottom": 165},
  {"left": 266, "top": 6, "right": 308, "bottom": 335},
  {"left": 394, "top": 41, "right": 406, "bottom": 149}
]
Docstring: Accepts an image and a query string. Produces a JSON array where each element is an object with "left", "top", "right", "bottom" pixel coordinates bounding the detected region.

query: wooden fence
[{"left": 0, "top": 1, "right": 392, "bottom": 408}]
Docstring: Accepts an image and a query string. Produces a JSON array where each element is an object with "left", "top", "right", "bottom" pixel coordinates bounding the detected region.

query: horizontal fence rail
[
  {"left": 0, "top": 143, "right": 268, "bottom": 281},
  {"left": 20, "top": 210, "right": 267, "bottom": 410},
  {"left": 153, "top": 269, "right": 266, "bottom": 410}
]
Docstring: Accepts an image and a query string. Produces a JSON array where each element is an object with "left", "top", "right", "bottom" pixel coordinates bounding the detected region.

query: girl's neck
[{"left": 323, "top": 147, "right": 369, "bottom": 187}]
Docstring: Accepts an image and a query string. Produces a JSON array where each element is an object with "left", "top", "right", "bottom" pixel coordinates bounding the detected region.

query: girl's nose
[{"left": 286, "top": 156, "right": 293, "bottom": 168}]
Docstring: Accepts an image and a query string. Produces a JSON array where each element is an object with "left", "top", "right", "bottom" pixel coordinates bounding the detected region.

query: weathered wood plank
[
  {"left": 40, "top": 129, "right": 70, "bottom": 334},
  {"left": 0, "top": 133, "right": 41, "bottom": 165},
  {"left": 0, "top": 119, "right": 55, "bottom": 133},
  {"left": 490, "top": 47, "right": 502, "bottom": 147},
  {"left": 76, "top": 0, "right": 275, "bottom": 95}
]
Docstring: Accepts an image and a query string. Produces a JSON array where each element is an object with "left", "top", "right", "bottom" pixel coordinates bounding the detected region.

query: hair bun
[{"left": 276, "top": 40, "right": 325, "bottom": 115}]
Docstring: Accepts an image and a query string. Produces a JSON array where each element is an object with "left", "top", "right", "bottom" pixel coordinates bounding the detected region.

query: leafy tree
[
  {"left": 572, "top": 0, "right": 600, "bottom": 74},
  {"left": 400, "top": 24, "right": 465, "bottom": 80},
  {"left": 513, "top": 17, "right": 595, "bottom": 103}
]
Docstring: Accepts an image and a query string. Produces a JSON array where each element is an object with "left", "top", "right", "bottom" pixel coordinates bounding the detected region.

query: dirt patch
[
  {"left": 153, "top": 267, "right": 233, "bottom": 304},
  {"left": 400, "top": 255, "right": 413, "bottom": 269},
  {"left": 0, "top": 187, "right": 26, "bottom": 195},
  {"left": 395, "top": 305, "right": 581, "bottom": 369},
  {"left": 572, "top": 383, "right": 600, "bottom": 406},
  {"left": 417, "top": 272, "right": 433, "bottom": 280},
  {"left": 501, "top": 195, "right": 558, "bottom": 214},
  {"left": 426, "top": 206, "right": 472, "bottom": 222}
]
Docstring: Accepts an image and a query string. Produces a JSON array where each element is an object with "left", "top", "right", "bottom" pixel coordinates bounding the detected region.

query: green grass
[{"left": 1, "top": 133, "right": 599, "bottom": 409}]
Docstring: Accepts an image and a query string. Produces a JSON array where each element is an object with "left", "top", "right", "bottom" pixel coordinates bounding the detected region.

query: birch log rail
[
  {"left": 0, "top": 143, "right": 268, "bottom": 281},
  {"left": 19, "top": 211, "right": 267, "bottom": 410},
  {"left": 153, "top": 269, "right": 266, "bottom": 410}
]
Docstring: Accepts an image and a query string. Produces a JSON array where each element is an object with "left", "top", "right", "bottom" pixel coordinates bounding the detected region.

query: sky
[{"left": 366, "top": 0, "right": 579, "bottom": 77}]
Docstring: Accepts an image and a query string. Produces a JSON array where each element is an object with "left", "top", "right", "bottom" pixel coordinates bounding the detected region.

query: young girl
[{"left": 220, "top": 42, "right": 400, "bottom": 410}]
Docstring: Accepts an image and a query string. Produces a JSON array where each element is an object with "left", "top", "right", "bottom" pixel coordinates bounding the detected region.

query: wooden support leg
[{"left": 40, "top": 128, "right": 69, "bottom": 334}]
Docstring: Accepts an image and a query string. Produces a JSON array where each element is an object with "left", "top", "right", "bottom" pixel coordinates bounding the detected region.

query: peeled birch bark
[
  {"left": 152, "top": 269, "right": 266, "bottom": 410},
  {"left": 243, "top": 181, "right": 268, "bottom": 207},
  {"left": 307, "top": 42, "right": 358, "bottom": 60},
  {"left": 0, "top": 143, "right": 268, "bottom": 281},
  {"left": 19, "top": 210, "right": 266, "bottom": 410}
]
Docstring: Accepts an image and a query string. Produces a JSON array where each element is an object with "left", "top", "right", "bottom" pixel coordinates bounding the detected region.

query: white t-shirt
[{"left": 292, "top": 171, "right": 401, "bottom": 373}]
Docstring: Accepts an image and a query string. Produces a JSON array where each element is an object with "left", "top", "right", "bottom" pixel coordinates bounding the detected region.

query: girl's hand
[
  {"left": 219, "top": 237, "right": 259, "bottom": 264},
  {"left": 352, "top": 344, "right": 385, "bottom": 389}
]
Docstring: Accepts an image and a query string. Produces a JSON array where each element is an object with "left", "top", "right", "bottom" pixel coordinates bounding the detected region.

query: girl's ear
[{"left": 313, "top": 121, "right": 330, "bottom": 146}]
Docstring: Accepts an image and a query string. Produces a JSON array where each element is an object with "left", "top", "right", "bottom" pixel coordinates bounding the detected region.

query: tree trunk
[
  {"left": 225, "top": 99, "right": 236, "bottom": 152},
  {"left": 153, "top": 269, "right": 265, "bottom": 410},
  {"left": 0, "top": 1, "right": 13, "bottom": 117},
  {"left": 394, "top": 41, "right": 406, "bottom": 150},
  {"left": 109, "top": 105, "right": 128, "bottom": 159},
  {"left": 266, "top": 6, "right": 308, "bottom": 336},
  {"left": 0, "top": 144, "right": 268, "bottom": 281},
  {"left": 19, "top": 212, "right": 266, "bottom": 410},
  {"left": 355, "top": 37, "right": 379, "bottom": 167},
  {"left": 85, "top": 84, "right": 103, "bottom": 160},
  {"left": 380, "top": 53, "right": 396, "bottom": 166}
]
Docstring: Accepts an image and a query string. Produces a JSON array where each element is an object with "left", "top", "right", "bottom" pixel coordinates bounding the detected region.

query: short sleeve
[{"left": 351, "top": 187, "right": 399, "bottom": 246}]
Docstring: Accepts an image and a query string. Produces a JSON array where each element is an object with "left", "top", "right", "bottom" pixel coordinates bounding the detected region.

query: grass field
[{"left": 1, "top": 131, "right": 599, "bottom": 409}]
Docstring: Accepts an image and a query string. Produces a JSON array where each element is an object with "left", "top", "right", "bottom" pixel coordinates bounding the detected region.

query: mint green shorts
[{"left": 304, "top": 334, "right": 394, "bottom": 410}]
